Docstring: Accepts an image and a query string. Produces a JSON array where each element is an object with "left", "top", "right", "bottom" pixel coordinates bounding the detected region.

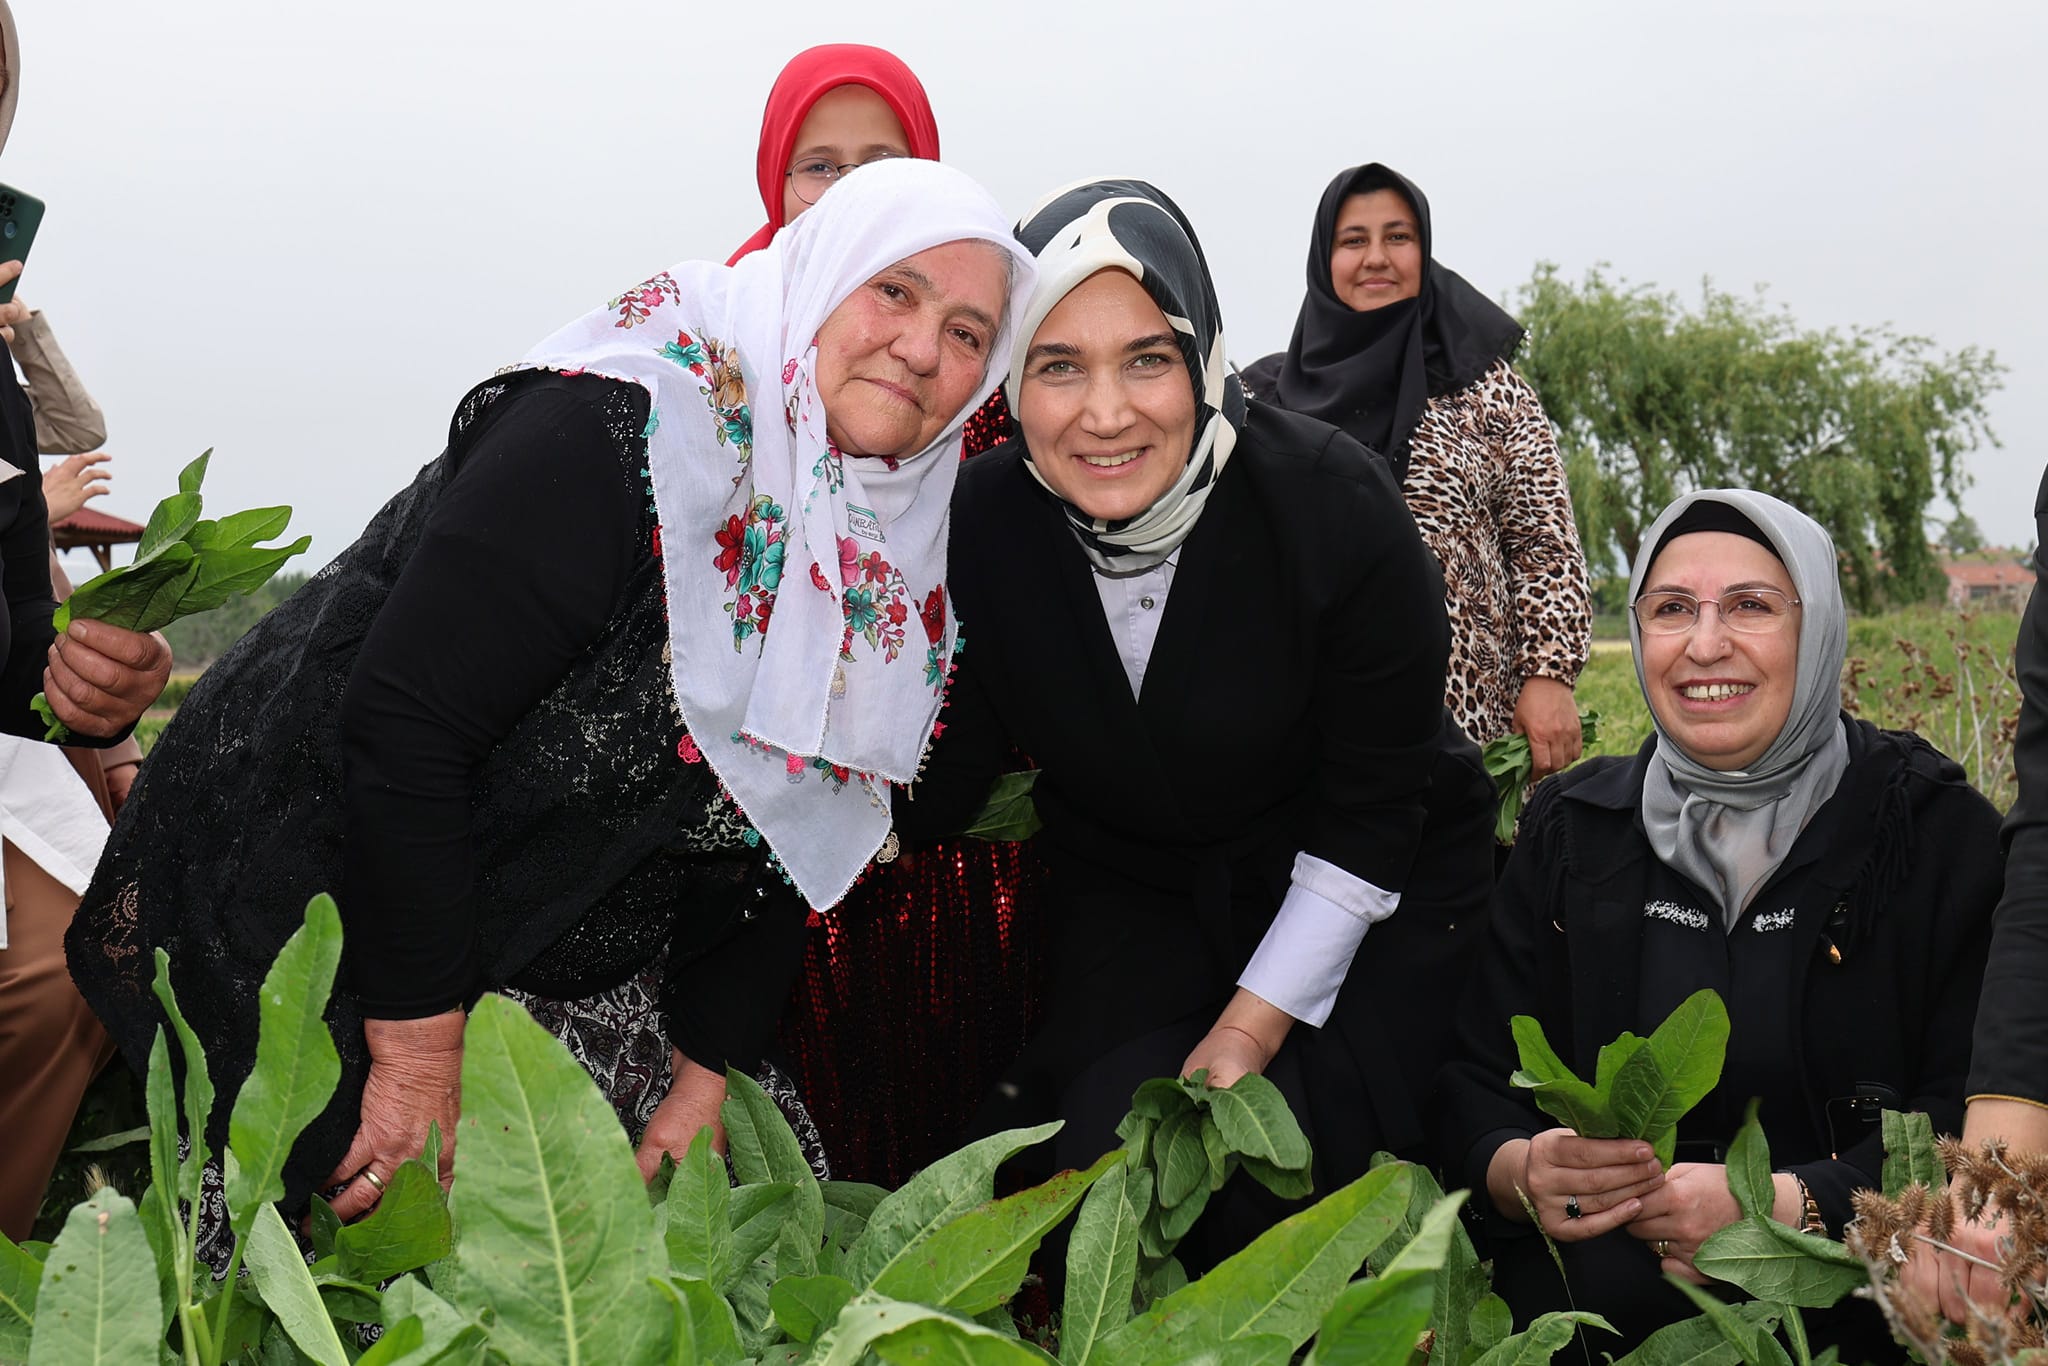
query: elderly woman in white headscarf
[
  {"left": 1438, "top": 489, "right": 2001, "bottom": 1356},
  {"left": 67, "top": 159, "right": 1035, "bottom": 1242}
]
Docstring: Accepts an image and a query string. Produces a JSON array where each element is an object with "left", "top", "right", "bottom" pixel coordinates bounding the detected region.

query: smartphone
[{"left": 0, "top": 183, "right": 45, "bottom": 306}]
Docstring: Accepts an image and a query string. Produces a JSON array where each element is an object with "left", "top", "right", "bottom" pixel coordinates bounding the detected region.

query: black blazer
[{"left": 901, "top": 400, "right": 1490, "bottom": 1157}]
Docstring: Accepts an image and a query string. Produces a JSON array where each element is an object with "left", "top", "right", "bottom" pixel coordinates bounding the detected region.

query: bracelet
[{"left": 1793, "top": 1175, "right": 1826, "bottom": 1236}]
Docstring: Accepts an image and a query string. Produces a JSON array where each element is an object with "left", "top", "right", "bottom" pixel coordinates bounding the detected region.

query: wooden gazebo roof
[{"left": 53, "top": 507, "right": 145, "bottom": 573}]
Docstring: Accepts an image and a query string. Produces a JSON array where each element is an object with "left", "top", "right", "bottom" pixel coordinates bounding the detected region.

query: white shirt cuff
[{"left": 1236, "top": 852, "right": 1400, "bottom": 1028}]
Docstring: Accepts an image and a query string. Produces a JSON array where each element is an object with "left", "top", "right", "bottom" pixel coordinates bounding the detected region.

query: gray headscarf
[{"left": 1631, "top": 489, "right": 1850, "bottom": 929}]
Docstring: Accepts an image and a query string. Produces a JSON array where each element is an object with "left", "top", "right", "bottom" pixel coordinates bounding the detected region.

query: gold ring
[
  {"left": 361, "top": 1168, "right": 387, "bottom": 1192},
  {"left": 1653, "top": 1239, "right": 1671, "bottom": 1258}
]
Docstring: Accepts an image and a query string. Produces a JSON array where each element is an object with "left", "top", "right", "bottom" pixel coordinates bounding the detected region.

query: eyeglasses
[
  {"left": 786, "top": 153, "right": 901, "bottom": 206},
  {"left": 1633, "top": 588, "right": 1802, "bottom": 635}
]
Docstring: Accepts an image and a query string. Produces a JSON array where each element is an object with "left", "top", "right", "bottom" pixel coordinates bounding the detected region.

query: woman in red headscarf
[{"left": 742, "top": 46, "right": 1046, "bottom": 1183}]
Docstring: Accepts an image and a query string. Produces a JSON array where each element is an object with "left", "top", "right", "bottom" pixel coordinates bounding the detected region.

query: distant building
[
  {"left": 1940, "top": 555, "right": 2034, "bottom": 610},
  {"left": 53, "top": 506, "right": 143, "bottom": 574}
]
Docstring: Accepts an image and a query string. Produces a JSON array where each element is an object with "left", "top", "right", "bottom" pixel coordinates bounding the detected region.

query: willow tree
[{"left": 1513, "top": 264, "right": 2003, "bottom": 609}]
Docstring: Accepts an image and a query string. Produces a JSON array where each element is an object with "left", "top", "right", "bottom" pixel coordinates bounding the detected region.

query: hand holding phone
[{"left": 0, "top": 183, "right": 45, "bottom": 307}]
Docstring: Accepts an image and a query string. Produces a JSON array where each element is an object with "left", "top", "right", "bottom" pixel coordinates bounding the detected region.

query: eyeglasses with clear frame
[
  {"left": 786, "top": 153, "right": 901, "bottom": 206},
  {"left": 1632, "top": 588, "right": 1803, "bottom": 635}
]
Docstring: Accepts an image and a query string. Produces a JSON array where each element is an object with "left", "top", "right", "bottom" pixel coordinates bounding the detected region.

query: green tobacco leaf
[
  {"left": 1509, "top": 1015, "right": 1618, "bottom": 1137},
  {"left": 26, "top": 1188, "right": 161, "bottom": 1366},
  {"left": 225, "top": 894, "right": 343, "bottom": 1235},
  {"left": 1206, "top": 1074, "right": 1311, "bottom": 1171},
  {"left": 730, "top": 1182, "right": 797, "bottom": 1292},
  {"left": 1726, "top": 1099, "right": 1775, "bottom": 1221},
  {"left": 1239, "top": 1155, "right": 1314, "bottom": 1201},
  {"left": 1611, "top": 989, "right": 1730, "bottom": 1167},
  {"left": 444, "top": 993, "right": 669, "bottom": 1365},
  {"left": 1306, "top": 1269, "right": 1434, "bottom": 1366},
  {"left": 355, "top": 1316, "right": 426, "bottom": 1364},
  {"left": 1468, "top": 1293, "right": 1514, "bottom": 1357},
  {"left": 141, "top": 1029, "right": 182, "bottom": 1286},
  {"left": 1063, "top": 1158, "right": 1141, "bottom": 1366},
  {"left": 1128, "top": 1077, "right": 1194, "bottom": 1123},
  {"left": 1154, "top": 1174, "right": 1213, "bottom": 1245},
  {"left": 724, "top": 1066, "right": 824, "bottom": 1276},
  {"left": 1669, "top": 1279, "right": 1793, "bottom": 1366},
  {"left": 183, "top": 504, "right": 292, "bottom": 554},
  {"left": 133, "top": 1185, "right": 178, "bottom": 1338},
  {"left": 1693, "top": 1219, "right": 1864, "bottom": 1309},
  {"left": 873, "top": 1150, "right": 1118, "bottom": 1315},
  {"left": 822, "top": 1180, "right": 890, "bottom": 1250},
  {"left": 0, "top": 1232, "right": 42, "bottom": 1362},
  {"left": 1096, "top": 1163, "right": 1414, "bottom": 1364},
  {"left": 65, "top": 1127, "right": 151, "bottom": 1155},
  {"left": 655, "top": 1275, "right": 742, "bottom": 1364},
  {"left": 1363, "top": 1158, "right": 1490, "bottom": 1366},
  {"left": 1465, "top": 1311, "right": 1614, "bottom": 1366},
  {"left": 334, "top": 1156, "right": 452, "bottom": 1285},
  {"left": 770, "top": 1272, "right": 856, "bottom": 1343},
  {"left": 1154, "top": 1109, "right": 1209, "bottom": 1209},
  {"left": 1881, "top": 1109, "right": 1942, "bottom": 1197},
  {"left": 849, "top": 1121, "right": 1061, "bottom": 1290},
  {"left": 55, "top": 544, "right": 203, "bottom": 635},
  {"left": 964, "top": 770, "right": 1044, "bottom": 843},
  {"left": 243, "top": 1199, "right": 351, "bottom": 1366},
  {"left": 306, "top": 1197, "right": 341, "bottom": 1262},
  {"left": 1609, "top": 1303, "right": 1783, "bottom": 1366},
  {"left": 813, "top": 1293, "right": 1055, "bottom": 1365},
  {"left": 662, "top": 1127, "right": 732, "bottom": 1290},
  {"left": 179, "top": 536, "right": 313, "bottom": 615},
  {"left": 149, "top": 949, "right": 215, "bottom": 1203},
  {"left": 1593, "top": 1031, "right": 1650, "bottom": 1096}
]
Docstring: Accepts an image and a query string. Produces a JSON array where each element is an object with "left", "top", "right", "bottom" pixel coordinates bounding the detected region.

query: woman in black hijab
[{"left": 1246, "top": 164, "right": 1592, "bottom": 781}]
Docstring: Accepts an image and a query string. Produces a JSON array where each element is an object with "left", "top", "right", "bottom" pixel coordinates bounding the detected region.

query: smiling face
[
  {"left": 1328, "top": 188, "right": 1425, "bottom": 312},
  {"left": 1639, "top": 531, "right": 1801, "bottom": 771},
  {"left": 782, "top": 84, "right": 912, "bottom": 223},
  {"left": 814, "top": 240, "right": 1009, "bottom": 461},
  {"left": 1015, "top": 269, "right": 1199, "bottom": 523}
]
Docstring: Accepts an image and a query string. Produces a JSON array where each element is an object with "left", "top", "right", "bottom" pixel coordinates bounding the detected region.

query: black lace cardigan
[{"left": 67, "top": 372, "right": 807, "bottom": 1209}]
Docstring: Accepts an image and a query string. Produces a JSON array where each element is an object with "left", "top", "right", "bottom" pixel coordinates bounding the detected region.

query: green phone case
[{"left": 0, "top": 183, "right": 46, "bottom": 307}]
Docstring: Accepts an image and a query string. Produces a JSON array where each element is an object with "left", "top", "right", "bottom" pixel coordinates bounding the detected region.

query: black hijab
[{"left": 1252, "top": 163, "right": 1524, "bottom": 477}]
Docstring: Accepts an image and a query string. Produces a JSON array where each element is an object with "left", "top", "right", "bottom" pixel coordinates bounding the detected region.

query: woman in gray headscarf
[{"left": 1436, "top": 489, "right": 2002, "bottom": 1356}]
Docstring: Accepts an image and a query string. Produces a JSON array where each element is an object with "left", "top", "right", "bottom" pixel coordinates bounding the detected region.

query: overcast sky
[{"left": 9, "top": 0, "right": 2044, "bottom": 580}]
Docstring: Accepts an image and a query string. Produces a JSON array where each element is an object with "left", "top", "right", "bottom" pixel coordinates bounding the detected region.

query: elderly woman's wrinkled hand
[
  {"left": 1493, "top": 1129, "right": 1665, "bottom": 1242},
  {"left": 324, "top": 1010, "right": 464, "bottom": 1221},
  {"left": 43, "top": 619, "right": 171, "bottom": 738},
  {"left": 636, "top": 1048, "right": 730, "bottom": 1180}
]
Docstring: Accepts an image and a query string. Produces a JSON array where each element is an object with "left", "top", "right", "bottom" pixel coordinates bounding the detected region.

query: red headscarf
[{"left": 726, "top": 45, "right": 942, "bottom": 264}]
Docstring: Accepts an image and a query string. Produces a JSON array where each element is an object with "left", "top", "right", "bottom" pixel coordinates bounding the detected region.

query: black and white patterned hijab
[{"left": 1005, "top": 178, "right": 1247, "bottom": 572}]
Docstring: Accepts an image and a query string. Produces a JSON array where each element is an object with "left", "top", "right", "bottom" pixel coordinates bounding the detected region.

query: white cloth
[
  {"left": 1238, "top": 853, "right": 1400, "bottom": 1027},
  {"left": 1085, "top": 559, "right": 1396, "bottom": 1025},
  {"left": 1092, "top": 553, "right": 1176, "bottom": 697},
  {"left": 0, "top": 739, "right": 110, "bottom": 949},
  {"left": 519, "top": 159, "right": 1036, "bottom": 911}
]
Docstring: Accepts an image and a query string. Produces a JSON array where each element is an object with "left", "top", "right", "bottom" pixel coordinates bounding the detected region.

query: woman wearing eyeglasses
[{"left": 1436, "top": 489, "right": 2000, "bottom": 1355}]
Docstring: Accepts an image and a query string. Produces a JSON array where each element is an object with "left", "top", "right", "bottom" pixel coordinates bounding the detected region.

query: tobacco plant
[
  {"left": 0, "top": 894, "right": 1616, "bottom": 1365},
  {"left": 32, "top": 449, "right": 309, "bottom": 741}
]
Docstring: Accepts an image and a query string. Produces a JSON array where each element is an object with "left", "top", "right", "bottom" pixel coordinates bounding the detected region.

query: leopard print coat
[{"left": 1247, "top": 359, "right": 1592, "bottom": 745}]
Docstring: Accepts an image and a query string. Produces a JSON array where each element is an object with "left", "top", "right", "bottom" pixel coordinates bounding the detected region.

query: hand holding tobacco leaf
[{"left": 33, "top": 450, "right": 310, "bottom": 742}]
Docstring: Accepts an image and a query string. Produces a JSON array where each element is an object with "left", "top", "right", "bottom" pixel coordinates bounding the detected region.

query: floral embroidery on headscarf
[
  {"left": 661, "top": 330, "right": 753, "bottom": 478},
  {"left": 609, "top": 271, "right": 682, "bottom": 329},
  {"left": 719, "top": 494, "right": 786, "bottom": 650}
]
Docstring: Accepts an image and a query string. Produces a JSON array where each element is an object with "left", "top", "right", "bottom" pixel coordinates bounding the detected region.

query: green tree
[
  {"left": 1513, "top": 263, "right": 2003, "bottom": 610},
  {"left": 1941, "top": 511, "right": 1985, "bottom": 557}
]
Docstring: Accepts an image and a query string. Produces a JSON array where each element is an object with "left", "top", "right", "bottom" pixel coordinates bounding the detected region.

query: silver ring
[
  {"left": 1654, "top": 1239, "right": 1672, "bottom": 1258},
  {"left": 361, "top": 1167, "right": 387, "bottom": 1192},
  {"left": 1564, "top": 1194, "right": 1583, "bottom": 1219}
]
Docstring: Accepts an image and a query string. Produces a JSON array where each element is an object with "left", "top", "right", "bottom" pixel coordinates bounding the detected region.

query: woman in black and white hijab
[{"left": 899, "top": 178, "right": 1496, "bottom": 1267}]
